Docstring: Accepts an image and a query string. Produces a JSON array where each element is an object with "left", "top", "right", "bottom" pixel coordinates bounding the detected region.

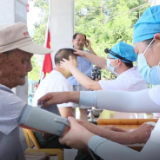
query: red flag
[
  {"left": 42, "top": 29, "right": 53, "bottom": 76},
  {"left": 27, "top": 4, "right": 29, "bottom": 12},
  {"left": 37, "top": 19, "right": 53, "bottom": 89}
]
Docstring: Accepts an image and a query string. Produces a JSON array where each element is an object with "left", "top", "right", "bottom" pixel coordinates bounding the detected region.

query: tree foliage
[
  {"left": 33, "top": 0, "right": 149, "bottom": 80},
  {"left": 74, "top": 0, "right": 149, "bottom": 79},
  {"left": 33, "top": 0, "right": 49, "bottom": 45},
  {"left": 28, "top": 0, "right": 49, "bottom": 81},
  {"left": 28, "top": 56, "right": 41, "bottom": 81}
]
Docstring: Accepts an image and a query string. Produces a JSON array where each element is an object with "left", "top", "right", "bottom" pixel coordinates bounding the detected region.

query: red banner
[{"left": 42, "top": 27, "right": 53, "bottom": 77}]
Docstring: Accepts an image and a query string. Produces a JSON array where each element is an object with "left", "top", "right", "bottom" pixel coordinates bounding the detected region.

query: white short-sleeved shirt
[
  {"left": 149, "top": 85, "right": 160, "bottom": 106},
  {"left": 0, "top": 84, "right": 26, "bottom": 160},
  {"left": 98, "top": 67, "right": 148, "bottom": 91},
  {"left": 33, "top": 70, "right": 73, "bottom": 107}
]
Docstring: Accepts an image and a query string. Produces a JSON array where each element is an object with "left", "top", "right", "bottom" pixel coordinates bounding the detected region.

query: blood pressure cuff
[{"left": 18, "top": 105, "right": 69, "bottom": 136}]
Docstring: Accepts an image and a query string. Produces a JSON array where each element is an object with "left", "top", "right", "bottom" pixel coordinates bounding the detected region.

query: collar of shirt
[
  {"left": 0, "top": 84, "right": 14, "bottom": 94},
  {"left": 118, "top": 66, "right": 137, "bottom": 78}
]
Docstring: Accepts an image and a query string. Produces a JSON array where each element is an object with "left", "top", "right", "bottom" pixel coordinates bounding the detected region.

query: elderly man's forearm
[
  {"left": 78, "top": 120, "right": 132, "bottom": 144},
  {"left": 99, "top": 128, "right": 134, "bottom": 144}
]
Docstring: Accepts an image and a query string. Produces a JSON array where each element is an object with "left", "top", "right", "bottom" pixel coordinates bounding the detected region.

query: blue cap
[
  {"left": 108, "top": 41, "right": 137, "bottom": 63},
  {"left": 133, "top": 5, "right": 160, "bottom": 44}
]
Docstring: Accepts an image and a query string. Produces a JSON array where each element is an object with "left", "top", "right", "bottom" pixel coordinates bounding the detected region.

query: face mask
[
  {"left": 138, "top": 39, "right": 160, "bottom": 85},
  {"left": 107, "top": 59, "right": 118, "bottom": 75}
]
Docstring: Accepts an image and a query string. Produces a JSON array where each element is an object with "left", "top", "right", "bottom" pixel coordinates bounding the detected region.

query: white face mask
[
  {"left": 107, "top": 59, "right": 118, "bottom": 75},
  {"left": 138, "top": 39, "right": 160, "bottom": 85}
]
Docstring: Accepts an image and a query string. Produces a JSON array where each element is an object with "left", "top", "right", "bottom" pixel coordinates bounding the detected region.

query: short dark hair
[
  {"left": 55, "top": 48, "right": 77, "bottom": 64},
  {"left": 73, "top": 33, "right": 86, "bottom": 40},
  {"left": 143, "top": 38, "right": 154, "bottom": 45},
  {"left": 124, "top": 62, "right": 133, "bottom": 68}
]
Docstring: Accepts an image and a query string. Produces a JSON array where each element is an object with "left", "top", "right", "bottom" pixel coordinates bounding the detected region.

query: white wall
[
  {"left": 0, "top": 0, "right": 28, "bottom": 151},
  {"left": 0, "top": 0, "right": 28, "bottom": 102},
  {"left": 49, "top": 0, "right": 74, "bottom": 67},
  {"left": 15, "top": 0, "right": 27, "bottom": 23},
  {"left": 148, "top": 0, "right": 160, "bottom": 6},
  {"left": 0, "top": 0, "right": 15, "bottom": 24}
]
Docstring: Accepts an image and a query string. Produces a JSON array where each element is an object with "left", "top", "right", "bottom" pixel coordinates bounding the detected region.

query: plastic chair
[{"left": 23, "top": 128, "right": 63, "bottom": 160}]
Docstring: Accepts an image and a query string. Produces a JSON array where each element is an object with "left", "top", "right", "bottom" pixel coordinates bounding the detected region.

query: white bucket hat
[{"left": 0, "top": 22, "right": 53, "bottom": 55}]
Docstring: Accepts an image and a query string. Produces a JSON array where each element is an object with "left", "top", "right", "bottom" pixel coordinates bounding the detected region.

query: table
[
  {"left": 98, "top": 110, "right": 158, "bottom": 126},
  {"left": 97, "top": 110, "right": 159, "bottom": 151}
]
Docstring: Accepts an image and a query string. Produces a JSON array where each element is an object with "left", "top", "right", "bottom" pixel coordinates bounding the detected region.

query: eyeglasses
[{"left": 104, "top": 48, "right": 132, "bottom": 63}]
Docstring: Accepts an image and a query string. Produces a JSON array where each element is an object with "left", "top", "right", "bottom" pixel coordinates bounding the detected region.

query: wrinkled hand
[
  {"left": 38, "top": 92, "right": 69, "bottom": 107},
  {"left": 73, "top": 49, "right": 86, "bottom": 57},
  {"left": 60, "top": 56, "right": 76, "bottom": 71},
  {"left": 127, "top": 123, "right": 154, "bottom": 144},
  {"left": 101, "top": 125, "right": 127, "bottom": 132},
  {"left": 85, "top": 39, "right": 91, "bottom": 50},
  {"left": 59, "top": 117, "right": 95, "bottom": 149}
]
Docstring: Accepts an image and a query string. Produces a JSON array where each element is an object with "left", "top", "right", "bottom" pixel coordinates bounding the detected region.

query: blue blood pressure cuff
[{"left": 19, "top": 105, "right": 70, "bottom": 137}]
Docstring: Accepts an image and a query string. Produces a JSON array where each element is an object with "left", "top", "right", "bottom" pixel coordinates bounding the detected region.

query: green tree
[
  {"left": 74, "top": 0, "right": 148, "bottom": 79},
  {"left": 28, "top": 0, "right": 49, "bottom": 81},
  {"left": 28, "top": 56, "right": 41, "bottom": 81},
  {"left": 33, "top": 0, "right": 149, "bottom": 79},
  {"left": 33, "top": 0, "right": 49, "bottom": 45}
]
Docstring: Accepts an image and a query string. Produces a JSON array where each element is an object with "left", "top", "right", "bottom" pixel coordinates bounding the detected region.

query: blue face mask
[
  {"left": 138, "top": 39, "right": 160, "bottom": 85},
  {"left": 107, "top": 59, "right": 118, "bottom": 75}
]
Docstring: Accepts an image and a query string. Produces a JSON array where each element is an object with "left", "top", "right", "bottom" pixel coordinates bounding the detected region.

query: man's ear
[
  {"left": 0, "top": 53, "right": 3, "bottom": 64},
  {"left": 154, "top": 33, "right": 160, "bottom": 49},
  {"left": 69, "top": 55, "right": 73, "bottom": 61},
  {"left": 117, "top": 59, "right": 122, "bottom": 65}
]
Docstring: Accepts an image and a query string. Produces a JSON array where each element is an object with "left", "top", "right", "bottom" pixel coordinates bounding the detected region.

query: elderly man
[
  {"left": 0, "top": 23, "right": 154, "bottom": 160},
  {"left": 0, "top": 23, "right": 62, "bottom": 160}
]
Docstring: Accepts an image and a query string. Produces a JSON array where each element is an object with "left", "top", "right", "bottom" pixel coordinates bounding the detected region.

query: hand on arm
[
  {"left": 98, "top": 123, "right": 154, "bottom": 144},
  {"left": 60, "top": 118, "right": 153, "bottom": 150},
  {"left": 60, "top": 117, "right": 95, "bottom": 149},
  {"left": 60, "top": 57, "right": 102, "bottom": 90},
  {"left": 77, "top": 120, "right": 154, "bottom": 144},
  {"left": 74, "top": 49, "right": 107, "bottom": 69},
  {"left": 38, "top": 91, "right": 80, "bottom": 108},
  {"left": 77, "top": 119, "right": 127, "bottom": 134},
  {"left": 127, "top": 123, "right": 154, "bottom": 144},
  {"left": 76, "top": 120, "right": 130, "bottom": 144}
]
